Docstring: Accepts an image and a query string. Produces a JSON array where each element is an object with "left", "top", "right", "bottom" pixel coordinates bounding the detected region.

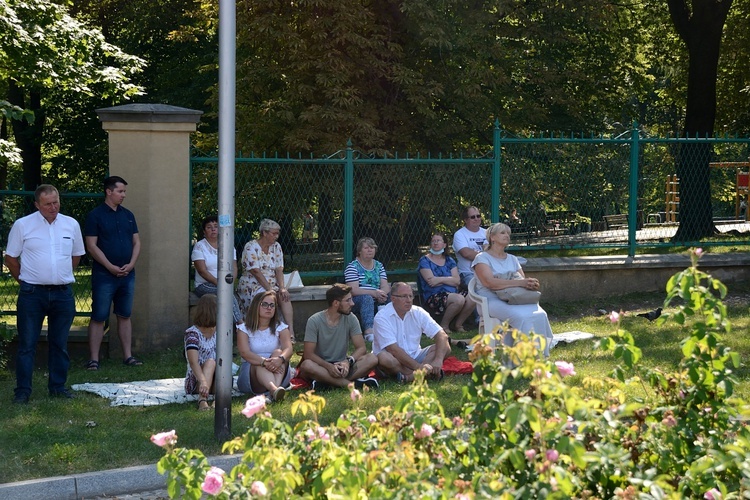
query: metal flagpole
[{"left": 214, "top": 0, "right": 236, "bottom": 441}]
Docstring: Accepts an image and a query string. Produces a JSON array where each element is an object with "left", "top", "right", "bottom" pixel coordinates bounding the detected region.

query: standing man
[
  {"left": 297, "top": 284, "right": 379, "bottom": 390},
  {"left": 373, "top": 282, "right": 451, "bottom": 383},
  {"left": 452, "top": 206, "right": 487, "bottom": 286},
  {"left": 6, "top": 185, "right": 85, "bottom": 403},
  {"left": 85, "top": 176, "right": 142, "bottom": 370}
]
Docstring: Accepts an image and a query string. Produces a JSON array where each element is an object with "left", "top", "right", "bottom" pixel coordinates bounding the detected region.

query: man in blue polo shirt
[{"left": 85, "top": 176, "right": 142, "bottom": 370}]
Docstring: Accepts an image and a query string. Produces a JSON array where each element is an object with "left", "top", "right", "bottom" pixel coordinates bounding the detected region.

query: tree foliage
[{"left": 0, "top": 0, "right": 144, "bottom": 190}]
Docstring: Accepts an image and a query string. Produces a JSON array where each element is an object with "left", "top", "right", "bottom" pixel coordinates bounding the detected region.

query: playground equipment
[
  {"left": 665, "top": 174, "right": 679, "bottom": 223},
  {"left": 708, "top": 161, "right": 750, "bottom": 221}
]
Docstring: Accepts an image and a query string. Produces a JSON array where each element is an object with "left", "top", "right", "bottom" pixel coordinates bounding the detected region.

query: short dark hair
[
  {"left": 103, "top": 176, "right": 127, "bottom": 193},
  {"left": 201, "top": 215, "right": 219, "bottom": 232},
  {"left": 326, "top": 283, "right": 352, "bottom": 306}
]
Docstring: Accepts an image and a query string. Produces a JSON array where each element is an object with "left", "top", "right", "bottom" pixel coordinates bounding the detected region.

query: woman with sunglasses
[{"left": 236, "top": 290, "right": 293, "bottom": 402}]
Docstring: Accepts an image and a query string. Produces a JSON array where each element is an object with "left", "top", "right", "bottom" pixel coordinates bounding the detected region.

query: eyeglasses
[
  {"left": 392, "top": 294, "right": 414, "bottom": 300},
  {"left": 468, "top": 214, "right": 482, "bottom": 220},
  {"left": 260, "top": 302, "right": 276, "bottom": 309}
]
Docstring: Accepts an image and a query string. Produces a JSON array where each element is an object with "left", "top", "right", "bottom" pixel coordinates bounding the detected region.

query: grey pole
[{"left": 214, "top": 0, "right": 236, "bottom": 441}]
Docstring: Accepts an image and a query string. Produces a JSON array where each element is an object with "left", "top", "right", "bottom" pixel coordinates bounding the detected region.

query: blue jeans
[
  {"left": 91, "top": 271, "right": 135, "bottom": 322},
  {"left": 15, "top": 282, "right": 76, "bottom": 397},
  {"left": 352, "top": 294, "right": 386, "bottom": 331}
]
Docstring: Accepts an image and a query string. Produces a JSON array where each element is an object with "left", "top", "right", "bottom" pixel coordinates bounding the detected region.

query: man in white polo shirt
[
  {"left": 5, "top": 185, "right": 85, "bottom": 404},
  {"left": 373, "top": 282, "right": 450, "bottom": 383}
]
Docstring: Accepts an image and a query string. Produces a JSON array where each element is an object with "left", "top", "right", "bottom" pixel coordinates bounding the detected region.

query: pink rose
[
  {"left": 308, "top": 426, "right": 330, "bottom": 441},
  {"left": 694, "top": 248, "right": 703, "bottom": 257},
  {"left": 350, "top": 388, "right": 361, "bottom": 401},
  {"left": 150, "top": 430, "right": 177, "bottom": 448},
  {"left": 367, "top": 414, "right": 377, "bottom": 424},
  {"left": 555, "top": 361, "right": 576, "bottom": 377},
  {"left": 525, "top": 449, "right": 537, "bottom": 460},
  {"left": 546, "top": 449, "right": 559, "bottom": 462},
  {"left": 662, "top": 415, "right": 677, "bottom": 427},
  {"left": 705, "top": 488, "right": 721, "bottom": 500},
  {"left": 241, "top": 395, "right": 266, "bottom": 418},
  {"left": 415, "top": 423, "right": 435, "bottom": 439},
  {"left": 609, "top": 310, "right": 620, "bottom": 323},
  {"left": 201, "top": 466, "right": 225, "bottom": 496},
  {"left": 250, "top": 480, "right": 268, "bottom": 496}
]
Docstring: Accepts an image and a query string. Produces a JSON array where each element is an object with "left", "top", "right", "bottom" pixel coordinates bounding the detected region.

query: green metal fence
[{"left": 191, "top": 124, "right": 750, "bottom": 280}]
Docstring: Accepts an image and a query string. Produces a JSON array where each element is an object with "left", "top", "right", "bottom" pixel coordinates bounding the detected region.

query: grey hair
[
  {"left": 485, "top": 222, "right": 511, "bottom": 250},
  {"left": 258, "top": 218, "right": 280, "bottom": 235},
  {"left": 356, "top": 237, "right": 378, "bottom": 256}
]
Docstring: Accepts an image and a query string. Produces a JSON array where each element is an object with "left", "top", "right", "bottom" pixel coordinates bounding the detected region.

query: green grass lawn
[{"left": 1, "top": 283, "right": 749, "bottom": 484}]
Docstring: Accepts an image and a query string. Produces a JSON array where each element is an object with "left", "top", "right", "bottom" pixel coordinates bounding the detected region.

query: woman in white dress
[
  {"left": 472, "top": 223, "right": 553, "bottom": 356},
  {"left": 236, "top": 290, "right": 294, "bottom": 402}
]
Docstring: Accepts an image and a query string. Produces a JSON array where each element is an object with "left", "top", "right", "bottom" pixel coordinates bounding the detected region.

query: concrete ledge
[{"left": 0, "top": 455, "right": 242, "bottom": 500}]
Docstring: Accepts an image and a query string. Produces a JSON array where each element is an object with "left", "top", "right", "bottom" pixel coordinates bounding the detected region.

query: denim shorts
[{"left": 91, "top": 271, "right": 135, "bottom": 322}]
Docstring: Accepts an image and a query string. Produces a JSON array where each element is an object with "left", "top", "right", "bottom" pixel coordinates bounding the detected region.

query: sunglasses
[
  {"left": 468, "top": 214, "right": 482, "bottom": 220},
  {"left": 260, "top": 301, "right": 276, "bottom": 309}
]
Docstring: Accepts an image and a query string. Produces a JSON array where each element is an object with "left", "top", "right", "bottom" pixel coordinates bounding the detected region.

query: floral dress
[{"left": 237, "top": 240, "right": 284, "bottom": 312}]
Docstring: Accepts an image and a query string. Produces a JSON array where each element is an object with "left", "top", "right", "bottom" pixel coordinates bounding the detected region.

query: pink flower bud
[
  {"left": 415, "top": 423, "right": 435, "bottom": 439},
  {"left": 525, "top": 449, "right": 537, "bottom": 460},
  {"left": 241, "top": 395, "right": 266, "bottom": 418},
  {"left": 609, "top": 310, "right": 620, "bottom": 323},
  {"left": 662, "top": 415, "right": 677, "bottom": 428},
  {"left": 367, "top": 414, "right": 377, "bottom": 424},
  {"left": 546, "top": 449, "right": 559, "bottom": 462},
  {"left": 350, "top": 388, "right": 361, "bottom": 401},
  {"left": 704, "top": 488, "right": 721, "bottom": 500},
  {"left": 694, "top": 248, "right": 703, "bottom": 257},
  {"left": 555, "top": 361, "right": 576, "bottom": 377},
  {"left": 250, "top": 480, "right": 268, "bottom": 496},
  {"left": 150, "top": 430, "right": 177, "bottom": 448}
]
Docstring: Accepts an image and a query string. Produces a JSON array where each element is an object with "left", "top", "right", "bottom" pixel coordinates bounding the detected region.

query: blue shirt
[
  {"left": 84, "top": 203, "right": 139, "bottom": 274},
  {"left": 417, "top": 255, "right": 459, "bottom": 301}
]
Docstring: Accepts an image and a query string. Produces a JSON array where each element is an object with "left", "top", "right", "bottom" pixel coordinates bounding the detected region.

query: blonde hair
[{"left": 485, "top": 223, "right": 511, "bottom": 250}]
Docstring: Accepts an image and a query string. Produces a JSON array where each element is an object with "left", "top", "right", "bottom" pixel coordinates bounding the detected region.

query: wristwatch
[
  {"left": 279, "top": 354, "right": 286, "bottom": 363},
  {"left": 261, "top": 357, "right": 266, "bottom": 367}
]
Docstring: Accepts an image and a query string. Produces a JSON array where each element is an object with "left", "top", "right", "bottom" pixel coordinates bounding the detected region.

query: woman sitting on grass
[
  {"left": 184, "top": 294, "right": 218, "bottom": 411},
  {"left": 236, "top": 290, "right": 294, "bottom": 403}
]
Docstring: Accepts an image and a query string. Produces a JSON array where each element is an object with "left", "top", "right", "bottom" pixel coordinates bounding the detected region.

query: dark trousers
[{"left": 15, "top": 282, "right": 76, "bottom": 397}]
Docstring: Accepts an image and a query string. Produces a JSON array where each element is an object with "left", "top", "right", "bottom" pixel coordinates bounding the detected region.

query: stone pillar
[{"left": 96, "top": 104, "right": 203, "bottom": 352}]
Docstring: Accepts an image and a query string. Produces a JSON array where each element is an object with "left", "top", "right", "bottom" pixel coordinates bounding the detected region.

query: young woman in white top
[{"left": 236, "top": 290, "right": 294, "bottom": 402}]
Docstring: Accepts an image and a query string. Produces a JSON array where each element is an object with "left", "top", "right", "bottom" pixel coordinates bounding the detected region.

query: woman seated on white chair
[{"left": 471, "top": 222, "right": 553, "bottom": 356}]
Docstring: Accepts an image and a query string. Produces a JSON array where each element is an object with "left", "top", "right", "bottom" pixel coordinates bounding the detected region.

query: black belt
[{"left": 33, "top": 284, "right": 70, "bottom": 290}]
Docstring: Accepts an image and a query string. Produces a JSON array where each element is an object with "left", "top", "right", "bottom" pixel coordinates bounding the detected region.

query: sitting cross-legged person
[
  {"left": 373, "top": 282, "right": 451, "bottom": 383},
  {"left": 297, "top": 284, "right": 379, "bottom": 390}
]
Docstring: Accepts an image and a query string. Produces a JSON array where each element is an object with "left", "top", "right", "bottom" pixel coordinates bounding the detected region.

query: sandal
[
  {"left": 272, "top": 386, "right": 286, "bottom": 403},
  {"left": 85, "top": 360, "right": 100, "bottom": 371},
  {"left": 197, "top": 399, "right": 211, "bottom": 411},
  {"left": 123, "top": 356, "right": 143, "bottom": 367}
]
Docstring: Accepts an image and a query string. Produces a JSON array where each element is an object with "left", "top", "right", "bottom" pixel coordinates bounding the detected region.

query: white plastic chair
[{"left": 467, "top": 277, "right": 501, "bottom": 348}]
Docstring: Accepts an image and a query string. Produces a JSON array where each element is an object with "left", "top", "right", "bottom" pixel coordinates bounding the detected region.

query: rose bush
[{"left": 153, "top": 250, "right": 750, "bottom": 498}]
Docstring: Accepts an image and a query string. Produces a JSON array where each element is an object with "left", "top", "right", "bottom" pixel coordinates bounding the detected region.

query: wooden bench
[{"left": 603, "top": 214, "right": 628, "bottom": 230}]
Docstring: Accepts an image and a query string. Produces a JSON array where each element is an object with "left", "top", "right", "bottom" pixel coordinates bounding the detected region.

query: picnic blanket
[
  {"left": 551, "top": 330, "right": 595, "bottom": 348},
  {"left": 72, "top": 377, "right": 244, "bottom": 407}
]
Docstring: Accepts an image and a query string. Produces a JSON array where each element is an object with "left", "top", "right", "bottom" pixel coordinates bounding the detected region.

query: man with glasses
[
  {"left": 453, "top": 206, "right": 487, "bottom": 286},
  {"left": 297, "top": 284, "right": 379, "bottom": 390},
  {"left": 373, "top": 282, "right": 450, "bottom": 382}
]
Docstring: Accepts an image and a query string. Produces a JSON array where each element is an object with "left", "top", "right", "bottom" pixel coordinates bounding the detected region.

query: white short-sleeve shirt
[
  {"left": 452, "top": 226, "right": 487, "bottom": 275},
  {"left": 6, "top": 211, "right": 85, "bottom": 285},
  {"left": 191, "top": 238, "right": 237, "bottom": 287},
  {"left": 372, "top": 303, "right": 441, "bottom": 358}
]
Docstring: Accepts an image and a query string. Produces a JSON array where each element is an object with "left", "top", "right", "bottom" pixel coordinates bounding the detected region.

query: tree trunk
[
  {"left": 8, "top": 81, "right": 45, "bottom": 191},
  {"left": 667, "top": 0, "right": 733, "bottom": 241}
]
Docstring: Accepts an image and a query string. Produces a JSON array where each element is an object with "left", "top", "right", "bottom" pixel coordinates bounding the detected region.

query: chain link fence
[{"left": 192, "top": 128, "right": 750, "bottom": 281}]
